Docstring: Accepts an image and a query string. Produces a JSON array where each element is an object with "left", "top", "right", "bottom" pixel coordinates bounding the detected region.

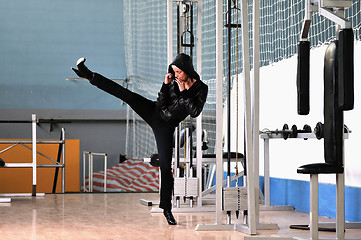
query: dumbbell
[
  {"left": 314, "top": 122, "right": 324, "bottom": 140},
  {"left": 261, "top": 124, "right": 312, "bottom": 140}
]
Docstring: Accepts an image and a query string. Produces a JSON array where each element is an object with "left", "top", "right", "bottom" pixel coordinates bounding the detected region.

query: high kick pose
[{"left": 72, "top": 53, "right": 208, "bottom": 225}]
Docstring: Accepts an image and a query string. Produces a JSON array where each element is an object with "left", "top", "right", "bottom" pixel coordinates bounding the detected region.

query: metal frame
[
  {"left": 195, "top": 0, "right": 280, "bottom": 234},
  {"left": 246, "top": 1, "right": 356, "bottom": 239},
  {"left": 165, "top": 0, "right": 209, "bottom": 213},
  {"left": 0, "top": 114, "right": 66, "bottom": 196},
  {"left": 83, "top": 151, "right": 108, "bottom": 192}
]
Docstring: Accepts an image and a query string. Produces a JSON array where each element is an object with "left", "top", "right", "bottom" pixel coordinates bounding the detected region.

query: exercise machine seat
[{"left": 297, "top": 162, "right": 343, "bottom": 174}]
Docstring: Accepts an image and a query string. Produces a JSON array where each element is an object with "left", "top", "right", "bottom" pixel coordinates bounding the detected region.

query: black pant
[{"left": 92, "top": 74, "right": 175, "bottom": 210}]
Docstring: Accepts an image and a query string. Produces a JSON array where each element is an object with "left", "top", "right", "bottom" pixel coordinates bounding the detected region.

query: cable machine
[
  {"left": 196, "top": 0, "right": 278, "bottom": 234},
  {"left": 167, "top": 0, "right": 207, "bottom": 212}
]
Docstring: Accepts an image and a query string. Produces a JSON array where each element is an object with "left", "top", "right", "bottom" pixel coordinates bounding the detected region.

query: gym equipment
[
  {"left": 222, "top": 186, "right": 247, "bottom": 218},
  {"left": 297, "top": 40, "right": 310, "bottom": 115},
  {"left": 167, "top": 0, "right": 205, "bottom": 212},
  {"left": 196, "top": 0, "right": 278, "bottom": 234},
  {"left": 83, "top": 151, "right": 108, "bottom": 192},
  {"left": 338, "top": 28, "right": 354, "bottom": 111},
  {"left": 314, "top": 122, "right": 324, "bottom": 140},
  {"left": 0, "top": 114, "right": 66, "bottom": 196},
  {"left": 260, "top": 124, "right": 312, "bottom": 140},
  {"left": 294, "top": 40, "right": 345, "bottom": 240},
  {"left": 247, "top": 1, "right": 357, "bottom": 239}
]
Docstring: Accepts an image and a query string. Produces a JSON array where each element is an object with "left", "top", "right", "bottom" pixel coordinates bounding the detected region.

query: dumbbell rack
[
  {"left": 260, "top": 132, "right": 315, "bottom": 211},
  {"left": 259, "top": 130, "right": 349, "bottom": 211}
]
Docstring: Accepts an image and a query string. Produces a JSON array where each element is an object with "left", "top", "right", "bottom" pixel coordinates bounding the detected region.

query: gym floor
[{"left": 0, "top": 193, "right": 360, "bottom": 240}]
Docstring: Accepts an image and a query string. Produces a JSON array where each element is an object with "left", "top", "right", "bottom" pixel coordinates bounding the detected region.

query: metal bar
[
  {"left": 240, "top": 0, "right": 256, "bottom": 234},
  {"left": 0, "top": 198, "right": 11, "bottom": 203},
  {"left": 196, "top": 0, "right": 203, "bottom": 208},
  {"left": 202, "top": 170, "right": 244, "bottom": 197},
  {"left": 215, "top": 0, "right": 223, "bottom": 226},
  {"left": 65, "top": 77, "right": 128, "bottom": 82},
  {"left": 83, "top": 151, "right": 87, "bottom": 191},
  {"left": 3, "top": 163, "right": 63, "bottom": 168},
  {"left": 90, "top": 154, "right": 93, "bottom": 192},
  {"left": 19, "top": 143, "right": 58, "bottom": 164},
  {"left": 318, "top": 7, "right": 351, "bottom": 28},
  {"left": 61, "top": 128, "right": 65, "bottom": 193},
  {"left": 336, "top": 174, "right": 345, "bottom": 239},
  {"left": 52, "top": 130, "right": 63, "bottom": 193},
  {"left": 226, "top": 2, "right": 232, "bottom": 222},
  {"left": 32, "top": 114, "right": 37, "bottom": 196},
  {"left": 227, "top": 0, "right": 232, "bottom": 180},
  {"left": 0, "top": 143, "right": 20, "bottom": 154},
  {"left": 104, "top": 154, "right": 107, "bottom": 192},
  {"left": 190, "top": 2, "right": 194, "bottom": 56},
  {"left": 177, "top": 2, "right": 181, "bottom": 54},
  {"left": 253, "top": 0, "right": 261, "bottom": 225},
  {"left": 260, "top": 132, "right": 349, "bottom": 139},
  {"left": 168, "top": 0, "right": 173, "bottom": 62},
  {"left": 0, "top": 119, "right": 126, "bottom": 124},
  {"left": 310, "top": 174, "right": 319, "bottom": 240},
  {"left": 264, "top": 139, "right": 270, "bottom": 207},
  {"left": 0, "top": 193, "right": 45, "bottom": 197},
  {"left": 0, "top": 140, "right": 64, "bottom": 144}
]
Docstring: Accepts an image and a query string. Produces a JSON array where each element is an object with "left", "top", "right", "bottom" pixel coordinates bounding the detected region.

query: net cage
[{"left": 122, "top": 0, "right": 361, "bottom": 160}]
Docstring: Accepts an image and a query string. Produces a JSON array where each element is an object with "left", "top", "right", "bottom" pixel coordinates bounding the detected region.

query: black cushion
[{"left": 297, "top": 162, "right": 343, "bottom": 174}]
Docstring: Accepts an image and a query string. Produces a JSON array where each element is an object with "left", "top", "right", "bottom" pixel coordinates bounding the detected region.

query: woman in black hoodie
[{"left": 72, "top": 53, "right": 208, "bottom": 225}]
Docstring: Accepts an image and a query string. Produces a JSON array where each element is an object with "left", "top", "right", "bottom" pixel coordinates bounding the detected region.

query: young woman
[{"left": 72, "top": 53, "right": 208, "bottom": 225}]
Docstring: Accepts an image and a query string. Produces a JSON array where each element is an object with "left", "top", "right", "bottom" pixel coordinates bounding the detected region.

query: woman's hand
[
  {"left": 175, "top": 78, "right": 186, "bottom": 92},
  {"left": 165, "top": 73, "right": 173, "bottom": 84}
]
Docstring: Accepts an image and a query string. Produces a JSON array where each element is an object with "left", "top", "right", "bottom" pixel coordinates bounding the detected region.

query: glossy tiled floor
[{"left": 1, "top": 193, "right": 360, "bottom": 240}]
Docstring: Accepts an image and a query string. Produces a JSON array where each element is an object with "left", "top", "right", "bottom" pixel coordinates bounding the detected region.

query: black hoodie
[{"left": 157, "top": 53, "right": 208, "bottom": 127}]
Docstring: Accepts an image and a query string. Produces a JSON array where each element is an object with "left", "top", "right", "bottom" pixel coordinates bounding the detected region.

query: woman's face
[{"left": 172, "top": 66, "right": 188, "bottom": 82}]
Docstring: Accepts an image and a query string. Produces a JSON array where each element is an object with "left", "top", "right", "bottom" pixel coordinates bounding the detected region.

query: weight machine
[
  {"left": 147, "top": 0, "right": 249, "bottom": 214},
  {"left": 144, "top": 0, "right": 210, "bottom": 213},
  {"left": 245, "top": 0, "right": 358, "bottom": 240},
  {"left": 196, "top": 0, "right": 278, "bottom": 234}
]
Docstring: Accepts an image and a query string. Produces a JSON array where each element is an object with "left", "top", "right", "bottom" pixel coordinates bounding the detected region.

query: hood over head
[{"left": 168, "top": 53, "right": 200, "bottom": 81}]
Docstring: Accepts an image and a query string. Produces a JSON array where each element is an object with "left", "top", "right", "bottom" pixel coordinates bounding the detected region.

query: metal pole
[
  {"left": 196, "top": 0, "right": 203, "bottom": 208},
  {"left": 264, "top": 139, "right": 270, "bottom": 207},
  {"left": 104, "top": 154, "right": 108, "bottom": 192},
  {"left": 90, "top": 154, "right": 93, "bottom": 192},
  {"left": 240, "top": 0, "right": 256, "bottom": 234},
  {"left": 83, "top": 151, "right": 86, "bottom": 191},
  {"left": 252, "top": 0, "right": 261, "bottom": 225},
  {"left": 61, "top": 128, "right": 65, "bottom": 193},
  {"left": 227, "top": 0, "right": 232, "bottom": 185},
  {"left": 32, "top": 114, "right": 37, "bottom": 196},
  {"left": 215, "top": 0, "right": 223, "bottom": 226},
  {"left": 226, "top": 0, "right": 232, "bottom": 225}
]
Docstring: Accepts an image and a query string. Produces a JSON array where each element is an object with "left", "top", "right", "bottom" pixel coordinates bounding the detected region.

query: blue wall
[
  {"left": 0, "top": 0, "right": 127, "bottom": 110},
  {"left": 268, "top": 177, "right": 361, "bottom": 223}
]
